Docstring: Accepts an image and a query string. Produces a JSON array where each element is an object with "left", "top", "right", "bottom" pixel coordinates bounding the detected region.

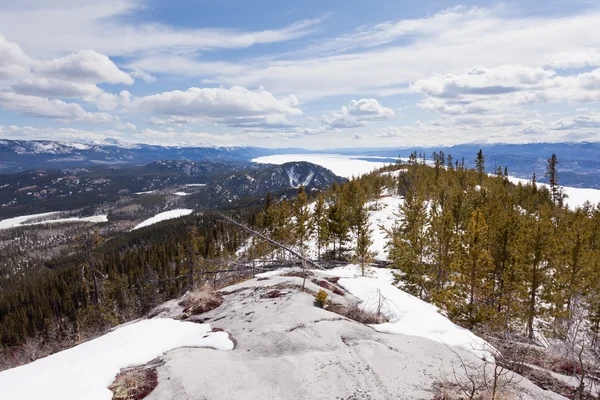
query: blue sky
[{"left": 0, "top": 0, "right": 599, "bottom": 148}]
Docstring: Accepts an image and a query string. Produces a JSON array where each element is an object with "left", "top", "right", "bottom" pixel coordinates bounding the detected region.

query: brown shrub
[
  {"left": 179, "top": 284, "right": 224, "bottom": 315},
  {"left": 328, "top": 303, "right": 386, "bottom": 325},
  {"left": 312, "top": 279, "right": 345, "bottom": 296},
  {"left": 109, "top": 368, "right": 158, "bottom": 400}
]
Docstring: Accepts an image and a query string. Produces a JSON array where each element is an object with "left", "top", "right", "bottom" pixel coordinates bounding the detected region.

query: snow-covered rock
[
  {"left": 0, "top": 319, "right": 233, "bottom": 400},
  {"left": 145, "top": 272, "right": 563, "bottom": 400}
]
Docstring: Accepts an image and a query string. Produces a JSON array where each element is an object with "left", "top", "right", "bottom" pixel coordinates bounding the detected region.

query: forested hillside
[{"left": 247, "top": 151, "right": 600, "bottom": 351}]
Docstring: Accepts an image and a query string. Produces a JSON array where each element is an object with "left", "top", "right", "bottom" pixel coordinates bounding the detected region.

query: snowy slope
[
  {"left": 22, "top": 215, "right": 108, "bottom": 226},
  {"left": 317, "top": 265, "right": 493, "bottom": 360},
  {"left": 0, "top": 319, "right": 233, "bottom": 400},
  {"left": 0, "top": 212, "right": 60, "bottom": 230},
  {"left": 132, "top": 209, "right": 194, "bottom": 230}
]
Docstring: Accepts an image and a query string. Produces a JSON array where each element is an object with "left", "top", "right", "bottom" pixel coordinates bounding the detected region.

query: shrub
[
  {"left": 329, "top": 304, "right": 386, "bottom": 325},
  {"left": 109, "top": 368, "right": 158, "bottom": 400},
  {"left": 179, "top": 284, "right": 224, "bottom": 315},
  {"left": 315, "top": 290, "right": 328, "bottom": 308}
]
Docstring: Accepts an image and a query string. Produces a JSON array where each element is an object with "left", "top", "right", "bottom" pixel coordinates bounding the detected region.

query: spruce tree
[
  {"left": 546, "top": 153, "right": 559, "bottom": 205},
  {"left": 475, "top": 149, "right": 485, "bottom": 185},
  {"left": 450, "top": 209, "right": 495, "bottom": 327}
]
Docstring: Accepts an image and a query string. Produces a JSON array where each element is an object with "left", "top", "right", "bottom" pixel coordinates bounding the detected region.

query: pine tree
[
  {"left": 312, "top": 194, "right": 329, "bottom": 259},
  {"left": 475, "top": 149, "right": 485, "bottom": 185},
  {"left": 546, "top": 153, "right": 560, "bottom": 205},
  {"left": 293, "top": 186, "right": 311, "bottom": 261},
  {"left": 354, "top": 203, "right": 374, "bottom": 277},
  {"left": 450, "top": 209, "right": 495, "bottom": 327},
  {"left": 389, "top": 187, "right": 429, "bottom": 298}
]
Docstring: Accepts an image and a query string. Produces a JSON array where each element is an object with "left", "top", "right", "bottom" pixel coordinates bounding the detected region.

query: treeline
[
  {"left": 0, "top": 211, "right": 252, "bottom": 351},
  {"left": 388, "top": 151, "right": 600, "bottom": 342}
]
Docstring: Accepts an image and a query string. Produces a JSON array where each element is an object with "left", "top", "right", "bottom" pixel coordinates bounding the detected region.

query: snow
[
  {"left": 132, "top": 209, "right": 194, "bottom": 230},
  {"left": 252, "top": 154, "right": 390, "bottom": 178},
  {"left": 173, "top": 192, "right": 191, "bottom": 196},
  {"left": 320, "top": 265, "right": 494, "bottom": 361},
  {"left": 185, "top": 184, "right": 206, "bottom": 187},
  {"left": 0, "top": 212, "right": 60, "bottom": 230},
  {"left": 134, "top": 190, "right": 156, "bottom": 195},
  {"left": 366, "top": 196, "right": 403, "bottom": 261},
  {"left": 508, "top": 176, "right": 600, "bottom": 209},
  {"left": 285, "top": 165, "right": 315, "bottom": 188},
  {"left": 22, "top": 215, "right": 108, "bottom": 226},
  {"left": 0, "top": 319, "right": 233, "bottom": 400}
]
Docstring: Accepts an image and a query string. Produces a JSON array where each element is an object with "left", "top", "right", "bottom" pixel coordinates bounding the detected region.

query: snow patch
[
  {"left": 0, "top": 212, "right": 60, "bottom": 230},
  {"left": 132, "top": 209, "right": 194, "bottom": 230},
  {"left": 22, "top": 215, "right": 108, "bottom": 226},
  {"left": 0, "top": 319, "right": 233, "bottom": 400},
  {"left": 321, "top": 265, "right": 494, "bottom": 361}
]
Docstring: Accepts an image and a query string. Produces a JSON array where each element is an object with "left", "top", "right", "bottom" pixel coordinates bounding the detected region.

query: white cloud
[
  {"left": 131, "top": 86, "right": 302, "bottom": 130},
  {"left": 549, "top": 113, "right": 600, "bottom": 130},
  {"left": 411, "top": 65, "right": 600, "bottom": 131},
  {"left": 542, "top": 50, "right": 600, "bottom": 69},
  {"left": 34, "top": 50, "right": 134, "bottom": 85},
  {"left": 202, "top": 8, "right": 600, "bottom": 100},
  {"left": 0, "top": 35, "right": 31, "bottom": 79},
  {"left": 129, "top": 69, "right": 156, "bottom": 83},
  {"left": 321, "top": 98, "right": 394, "bottom": 129},
  {"left": 0, "top": 1, "right": 322, "bottom": 58},
  {"left": 10, "top": 76, "right": 103, "bottom": 99},
  {"left": 0, "top": 91, "right": 122, "bottom": 124}
]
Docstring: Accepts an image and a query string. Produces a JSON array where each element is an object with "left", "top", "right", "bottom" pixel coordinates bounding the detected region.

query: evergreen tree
[
  {"left": 475, "top": 149, "right": 485, "bottom": 185},
  {"left": 354, "top": 203, "right": 374, "bottom": 277},
  {"left": 449, "top": 209, "right": 495, "bottom": 327},
  {"left": 546, "top": 153, "right": 560, "bottom": 205},
  {"left": 312, "top": 194, "right": 329, "bottom": 259},
  {"left": 389, "top": 187, "right": 429, "bottom": 298}
]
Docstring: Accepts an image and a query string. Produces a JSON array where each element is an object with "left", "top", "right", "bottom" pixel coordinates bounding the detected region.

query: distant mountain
[
  {"left": 200, "top": 161, "right": 346, "bottom": 205},
  {"left": 0, "top": 160, "right": 344, "bottom": 219},
  {"left": 0, "top": 139, "right": 272, "bottom": 173},
  {"left": 2, "top": 139, "right": 600, "bottom": 188}
]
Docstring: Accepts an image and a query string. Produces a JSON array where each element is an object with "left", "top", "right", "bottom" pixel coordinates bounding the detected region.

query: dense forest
[
  {"left": 0, "top": 210, "right": 254, "bottom": 365},
  {"left": 2, "top": 150, "right": 600, "bottom": 375}
]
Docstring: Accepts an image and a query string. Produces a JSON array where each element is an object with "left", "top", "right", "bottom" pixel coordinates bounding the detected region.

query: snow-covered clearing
[
  {"left": 317, "top": 265, "right": 494, "bottom": 361},
  {"left": 173, "top": 192, "right": 191, "bottom": 196},
  {"left": 185, "top": 184, "right": 206, "bottom": 187},
  {"left": 0, "top": 212, "right": 59, "bottom": 230},
  {"left": 22, "top": 215, "right": 108, "bottom": 226},
  {"left": 252, "top": 154, "right": 391, "bottom": 178},
  {"left": 0, "top": 319, "right": 233, "bottom": 400},
  {"left": 134, "top": 190, "right": 156, "bottom": 195},
  {"left": 132, "top": 209, "right": 194, "bottom": 230},
  {"left": 365, "top": 196, "right": 403, "bottom": 261}
]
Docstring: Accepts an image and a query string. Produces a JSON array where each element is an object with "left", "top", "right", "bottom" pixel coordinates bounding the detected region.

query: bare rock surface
[{"left": 148, "top": 275, "right": 566, "bottom": 400}]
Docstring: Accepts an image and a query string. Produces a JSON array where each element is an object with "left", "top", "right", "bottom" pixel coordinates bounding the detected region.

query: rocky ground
[{"left": 146, "top": 271, "right": 566, "bottom": 400}]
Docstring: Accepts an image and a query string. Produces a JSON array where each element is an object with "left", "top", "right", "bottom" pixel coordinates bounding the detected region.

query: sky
[{"left": 1, "top": 0, "right": 600, "bottom": 149}]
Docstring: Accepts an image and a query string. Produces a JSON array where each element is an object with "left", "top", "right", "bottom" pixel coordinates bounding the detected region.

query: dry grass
[
  {"left": 109, "top": 367, "right": 158, "bottom": 400},
  {"left": 328, "top": 303, "right": 387, "bottom": 325},
  {"left": 179, "top": 284, "right": 224, "bottom": 316}
]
